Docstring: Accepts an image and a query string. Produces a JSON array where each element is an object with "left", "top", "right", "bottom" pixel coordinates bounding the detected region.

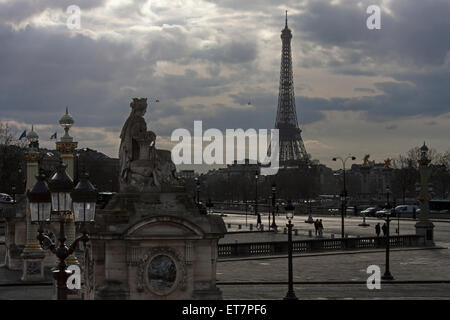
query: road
[{"left": 218, "top": 211, "right": 450, "bottom": 247}]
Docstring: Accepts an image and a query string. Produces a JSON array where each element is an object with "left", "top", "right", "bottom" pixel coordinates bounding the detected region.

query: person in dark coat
[
  {"left": 318, "top": 219, "right": 324, "bottom": 237},
  {"left": 375, "top": 223, "right": 381, "bottom": 237},
  {"left": 382, "top": 222, "right": 387, "bottom": 236},
  {"left": 256, "top": 213, "right": 262, "bottom": 230},
  {"left": 314, "top": 219, "right": 319, "bottom": 236}
]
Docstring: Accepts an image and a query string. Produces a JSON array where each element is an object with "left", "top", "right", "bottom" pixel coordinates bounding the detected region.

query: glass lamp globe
[
  {"left": 48, "top": 162, "right": 74, "bottom": 213},
  {"left": 71, "top": 172, "right": 97, "bottom": 222},
  {"left": 27, "top": 173, "right": 52, "bottom": 222}
]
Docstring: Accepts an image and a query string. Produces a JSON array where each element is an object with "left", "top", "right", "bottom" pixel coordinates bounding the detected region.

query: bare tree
[{"left": 0, "top": 120, "right": 27, "bottom": 194}]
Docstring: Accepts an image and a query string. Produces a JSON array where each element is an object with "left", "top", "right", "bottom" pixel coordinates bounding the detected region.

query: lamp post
[
  {"left": 271, "top": 183, "right": 277, "bottom": 230},
  {"left": 284, "top": 201, "right": 298, "bottom": 300},
  {"left": 255, "top": 170, "right": 259, "bottom": 223},
  {"left": 382, "top": 185, "right": 394, "bottom": 280},
  {"left": 27, "top": 163, "right": 97, "bottom": 300},
  {"left": 195, "top": 177, "right": 200, "bottom": 204},
  {"left": 333, "top": 155, "right": 356, "bottom": 238}
]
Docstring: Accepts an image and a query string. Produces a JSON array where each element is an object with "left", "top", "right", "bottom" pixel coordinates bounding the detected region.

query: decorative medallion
[{"left": 137, "top": 247, "right": 187, "bottom": 295}]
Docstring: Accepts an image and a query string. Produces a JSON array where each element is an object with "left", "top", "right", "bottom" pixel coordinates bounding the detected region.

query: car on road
[
  {"left": 394, "top": 205, "right": 419, "bottom": 214},
  {"left": 375, "top": 208, "right": 399, "bottom": 217},
  {"left": 360, "top": 207, "right": 379, "bottom": 217},
  {"left": 327, "top": 207, "right": 355, "bottom": 215},
  {"left": 0, "top": 193, "right": 14, "bottom": 204}
]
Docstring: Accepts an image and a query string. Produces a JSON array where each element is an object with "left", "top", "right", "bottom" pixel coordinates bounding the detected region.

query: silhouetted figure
[
  {"left": 256, "top": 213, "right": 262, "bottom": 231},
  {"left": 382, "top": 222, "right": 387, "bottom": 236},
  {"left": 354, "top": 205, "right": 358, "bottom": 216},
  {"left": 375, "top": 223, "right": 381, "bottom": 237},
  {"left": 413, "top": 207, "right": 416, "bottom": 220},
  {"left": 314, "top": 219, "right": 319, "bottom": 236},
  {"left": 318, "top": 219, "right": 324, "bottom": 237}
]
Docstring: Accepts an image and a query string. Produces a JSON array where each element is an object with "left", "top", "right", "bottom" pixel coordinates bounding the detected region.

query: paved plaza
[{"left": 1, "top": 215, "right": 450, "bottom": 300}]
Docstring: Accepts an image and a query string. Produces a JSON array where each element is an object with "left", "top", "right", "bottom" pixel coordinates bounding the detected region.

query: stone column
[
  {"left": 57, "top": 143, "right": 79, "bottom": 266},
  {"left": 415, "top": 142, "right": 435, "bottom": 246},
  {"left": 56, "top": 108, "right": 79, "bottom": 266},
  {"left": 21, "top": 129, "right": 46, "bottom": 281}
]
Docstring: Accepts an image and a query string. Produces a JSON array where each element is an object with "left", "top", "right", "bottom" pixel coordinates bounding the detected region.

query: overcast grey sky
[{"left": 0, "top": 0, "right": 449, "bottom": 170}]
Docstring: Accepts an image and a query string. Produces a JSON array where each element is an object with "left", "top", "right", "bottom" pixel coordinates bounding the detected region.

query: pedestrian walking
[
  {"left": 318, "top": 219, "right": 324, "bottom": 237},
  {"left": 382, "top": 222, "right": 387, "bottom": 236},
  {"left": 375, "top": 223, "right": 381, "bottom": 237},
  {"left": 256, "top": 213, "right": 262, "bottom": 231},
  {"left": 314, "top": 219, "right": 319, "bottom": 236}
]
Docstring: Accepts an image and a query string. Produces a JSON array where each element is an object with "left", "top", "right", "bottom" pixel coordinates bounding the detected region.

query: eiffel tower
[{"left": 275, "top": 12, "right": 309, "bottom": 165}]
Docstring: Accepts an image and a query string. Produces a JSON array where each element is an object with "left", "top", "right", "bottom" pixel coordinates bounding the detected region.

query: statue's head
[{"left": 130, "top": 98, "right": 148, "bottom": 115}]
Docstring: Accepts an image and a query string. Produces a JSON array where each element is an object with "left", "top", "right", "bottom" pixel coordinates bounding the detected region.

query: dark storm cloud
[
  {"left": 1, "top": 0, "right": 450, "bottom": 145},
  {"left": 0, "top": 25, "right": 136, "bottom": 126},
  {"left": 296, "top": 0, "right": 450, "bottom": 68},
  {"left": 196, "top": 41, "right": 258, "bottom": 64}
]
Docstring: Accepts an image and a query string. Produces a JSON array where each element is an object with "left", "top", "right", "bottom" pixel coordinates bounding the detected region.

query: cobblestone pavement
[
  {"left": 2, "top": 214, "right": 450, "bottom": 300},
  {"left": 217, "top": 246, "right": 450, "bottom": 299}
]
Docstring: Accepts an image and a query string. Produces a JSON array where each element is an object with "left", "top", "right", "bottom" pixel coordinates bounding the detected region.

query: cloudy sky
[{"left": 1, "top": 0, "right": 449, "bottom": 171}]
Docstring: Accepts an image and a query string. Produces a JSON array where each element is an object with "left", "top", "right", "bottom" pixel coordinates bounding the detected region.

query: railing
[{"left": 218, "top": 235, "right": 425, "bottom": 258}]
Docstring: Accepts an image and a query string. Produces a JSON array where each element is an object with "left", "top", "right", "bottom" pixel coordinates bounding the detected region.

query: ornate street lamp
[
  {"left": 382, "top": 186, "right": 394, "bottom": 281},
  {"left": 284, "top": 201, "right": 298, "bottom": 300},
  {"left": 333, "top": 155, "right": 356, "bottom": 238},
  {"left": 271, "top": 183, "right": 278, "bottom": 230},
  {"left": 27, "top": 162, "right": 96, "bottom": 300},
  {"left": 49, "top": 162, "right": 73, "bottom": 213},
  {"left": 71, "top": 171, "right": 97, "bottom": 223},
  {"left": 27, "top": 173, "right": 52, "bottom": 223}
]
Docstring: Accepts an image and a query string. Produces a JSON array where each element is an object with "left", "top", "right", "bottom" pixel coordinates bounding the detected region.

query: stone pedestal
[
  {"left": 2, "top": 198, "right": 27, "bottom": 270},
  {"left": 21, "top": 252, "right": 46, "bottom": 281},
  {"left": 84, "top": 189, "right": 226, "bottom": 300},
  {"left": 415, "top": 220, "right": 435, "bottom": 246}
]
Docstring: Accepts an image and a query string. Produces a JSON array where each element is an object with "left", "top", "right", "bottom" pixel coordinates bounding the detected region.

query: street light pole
[
  {"left": 271, "top": 183, "right": 277, "bottom": 230},
  {"left": 195, "top": 177, "right": 200, "bottom": 204},
  {"left": 28, "top": 165, "right": 97, "bottom": 300},
  {"left": 382, "top": 186, "right": 394, "bottom": 280},
  {"left": 255, "top": 170, "right": 259, "bottom": 224},
  {"left": 284, "top": 201, "right": 298, "bottom": 300},
  {"left": 333, "top": 155, "right": 356, "bottom": 238}
]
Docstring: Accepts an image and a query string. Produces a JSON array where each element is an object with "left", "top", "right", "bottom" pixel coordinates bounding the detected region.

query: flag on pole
[
  {"left": 18, "top": 130, "right": 26, "bottom": 140},
  {"left": 50, "top": 132, "right": 57, "bottom": 140}
]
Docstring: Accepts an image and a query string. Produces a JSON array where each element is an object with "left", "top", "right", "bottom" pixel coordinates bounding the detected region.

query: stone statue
[
  {"left": 363, "top": 154, "right": 370, "bottom": 166},
  {"left": 119, "top": 98, "right": 178, "bottom": 192}
]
